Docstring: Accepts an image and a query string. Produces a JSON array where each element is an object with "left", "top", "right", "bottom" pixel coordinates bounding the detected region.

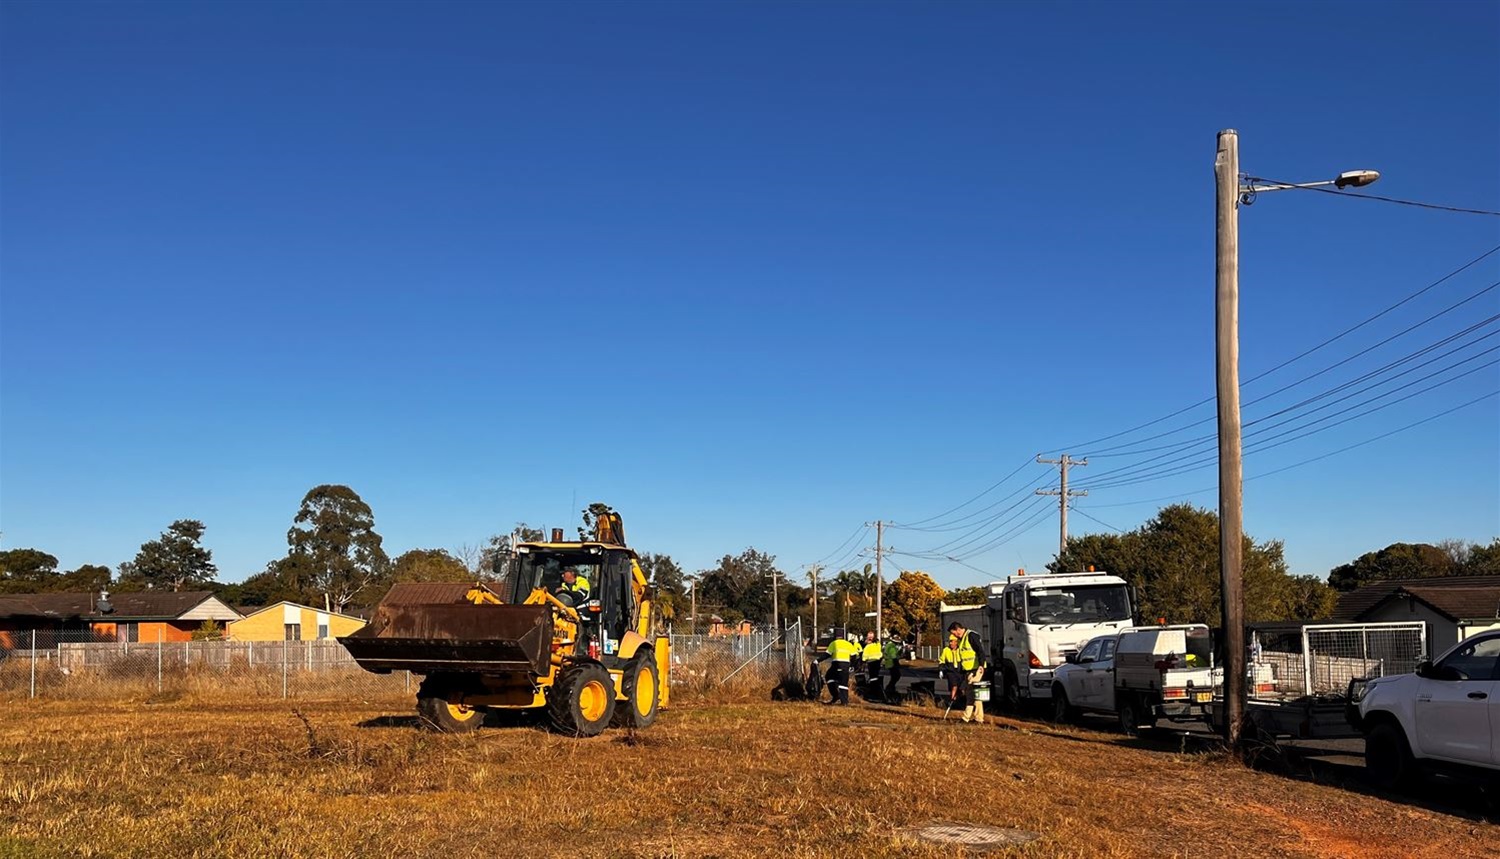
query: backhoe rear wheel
[
  {"left": 549, "top": 663, "right": 616, "bottom": 737},
  {"left": 613, "top": 656, "right": 661, "bottom": 729},
  {"left": 417, "top": 695, "right": 484, "bottom": 733}
]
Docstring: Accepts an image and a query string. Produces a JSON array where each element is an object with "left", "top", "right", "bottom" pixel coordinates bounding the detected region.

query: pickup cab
[
  {"left": 1051, "top": 625, "right": 1217, "bottom": 734},
  {"left": 1352, "top": 629, "right": 1500, "bottom": 789}
]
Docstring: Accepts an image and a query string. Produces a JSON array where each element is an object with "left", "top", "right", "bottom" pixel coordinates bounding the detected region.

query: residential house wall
[{"left": 228, "top": 603, "right": 365, "bottom": 641}]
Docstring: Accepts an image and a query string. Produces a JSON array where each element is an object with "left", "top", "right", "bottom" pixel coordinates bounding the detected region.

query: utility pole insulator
[{"left": 1037, "top": 454, "right": 1089, "bottom": 557}]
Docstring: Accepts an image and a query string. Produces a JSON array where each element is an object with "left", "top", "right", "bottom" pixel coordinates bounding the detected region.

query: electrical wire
[
  {"left": 808, "top": 523, "right": 869, "bottom": 568},
  {"left": 1041, "top": 244, "right": 1500, "bottom": 455},
  {"left": 892, "top": 456, "right": 1034, "bottom": 528},
  {"left": 1071, "top": 508, "right": 1127, "bottom": 534},
  {"left": 1245, "top": 177, "right": 1500, "bottom": 217}
]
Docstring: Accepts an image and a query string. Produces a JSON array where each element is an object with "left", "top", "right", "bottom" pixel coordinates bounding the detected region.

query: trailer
[{"left": 1232, "top": 621, "right": 1427, "bottom": 740}]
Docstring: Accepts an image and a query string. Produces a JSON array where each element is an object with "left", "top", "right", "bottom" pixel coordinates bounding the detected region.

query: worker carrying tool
[
  {"left": 861, "top": 631, "right": 883, "bottom": 695},
  {"left": 948, "top": 620, "right": 987, "bottom": 724},
  {"left": 938, "top": 633, "right": 960, "bottom": 703},
  {"left": 825, "top": 635, "right": 859, "bottom": 705}
]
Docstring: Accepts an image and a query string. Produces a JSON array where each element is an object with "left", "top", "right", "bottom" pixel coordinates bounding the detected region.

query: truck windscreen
[{"left": 1026, "top": 584, "right": 1130, "bottom": 624}]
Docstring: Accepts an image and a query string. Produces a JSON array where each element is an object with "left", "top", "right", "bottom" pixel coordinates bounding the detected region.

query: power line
[
  {"left": 1076, "top": 280, "right": 1500, "bottom": 460},
  {"left": 1043, "top": 244, "right": 1500, "bottom": 455},
  {"left": 809, "top": 523, "right": 869, "bottom": 568},
  {"left": 1245, "top": 176, "right": 1500, "bottom": 217},
  {"left": 1070, "top": 315, "right": 1500, "bottom": 487},
  {"left": 892, "top": 457, "right": 1034, "bottom": 528},
  {"left": 1071, "top": 508, "right": 1126, "bottom": 534}
]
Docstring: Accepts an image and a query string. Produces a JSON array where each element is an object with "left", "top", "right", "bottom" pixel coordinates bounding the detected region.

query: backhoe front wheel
[
  {"left": 549, "top": 664, "right": 616, "bottom": 737},
  {"left": 417, "top": 695, "right": 484, "bottom": 733},
  {"left": 613, "top": 656, "right": 661, "bottom": 729}
]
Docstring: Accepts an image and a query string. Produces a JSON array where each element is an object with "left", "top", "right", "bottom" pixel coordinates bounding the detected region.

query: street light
[{"left": 1213, "top": 129, "right": 1378, "bottom": 746}]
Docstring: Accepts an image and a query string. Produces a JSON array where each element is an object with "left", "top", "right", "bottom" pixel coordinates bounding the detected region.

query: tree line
[{"left": 2, "top": 491, "right": 1494, "bottom": 631}]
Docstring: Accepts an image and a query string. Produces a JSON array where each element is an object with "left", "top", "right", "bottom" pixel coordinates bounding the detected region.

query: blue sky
[{"left": 2, "top": 0, "right": 1497, "bottom": 590}]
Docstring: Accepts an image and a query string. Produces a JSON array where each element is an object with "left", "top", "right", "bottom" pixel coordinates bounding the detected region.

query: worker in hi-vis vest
[
  {"left": 948, "top": 620, "right": 987, "bottom": 724},
  {"left": 861, "top": 632, "right": 883, "bottom": 696},
  {"left": 825, "top": 634, "right": 859, "bottom": 706}
]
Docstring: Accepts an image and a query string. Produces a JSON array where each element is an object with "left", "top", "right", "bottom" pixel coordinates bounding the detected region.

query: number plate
[{"left": 1194, "top": 692, "right": 1212, "bottom": 703}]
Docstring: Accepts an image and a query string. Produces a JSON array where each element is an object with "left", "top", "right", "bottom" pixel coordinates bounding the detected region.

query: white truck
[
  {"left": 1351, "top": 628, "right": 1500, "bottom": 789},
  {"left": 1051, "top": 624, "right": 1217, "bottom": 733},
  {"left": 942, "top": 570, "right": 1135, "bottom": 710}
]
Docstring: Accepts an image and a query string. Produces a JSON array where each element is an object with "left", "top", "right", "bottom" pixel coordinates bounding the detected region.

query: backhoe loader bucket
[{"left": 340, "top": 603, "right": 553, "bottom": 676}]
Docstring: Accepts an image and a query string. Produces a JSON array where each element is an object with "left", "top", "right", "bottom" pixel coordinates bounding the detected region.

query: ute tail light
[
  {"left": 1027, "top": 651, "right": 1043, "bottom": 669},
  {"left": 1163, "top": 687, "right": 1188, "bottom": 700}
]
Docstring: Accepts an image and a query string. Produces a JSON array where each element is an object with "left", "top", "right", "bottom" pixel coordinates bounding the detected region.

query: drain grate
[{"left": 899, "top": 821, "right": 1041, "bottom": 851}]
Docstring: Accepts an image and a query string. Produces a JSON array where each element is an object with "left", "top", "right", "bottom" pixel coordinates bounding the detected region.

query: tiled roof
[
  {"left": 1334, "top": 575, "right": 1500, "bottom": 622},
  {"left": 0, "top": 591, "right": 222, "bottom": 621}
]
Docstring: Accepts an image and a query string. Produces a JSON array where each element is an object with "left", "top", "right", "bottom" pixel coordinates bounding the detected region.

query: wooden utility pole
[
  {"left": 808, "top": 564, "right": 822, "bottom": 640},
  {"left": 865, "top": 520, "right": 886, "bottom": 639},
  {"left": 1216, "top": 128, "right": 1246, "bottom": 745},
  {"left": 770, "top": 567, "right": 780, "bottom": 631},
  {"left": 1036, "top": 454, "right": 1088, "bottom": 556},
  {"left": 689, "top": 578, "right": 697, "bottom": 635}
]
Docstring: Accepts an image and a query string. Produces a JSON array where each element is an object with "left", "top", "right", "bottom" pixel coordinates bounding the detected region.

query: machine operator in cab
[{"left": 558, "top": 567, "right": 591, "bottom": 604}]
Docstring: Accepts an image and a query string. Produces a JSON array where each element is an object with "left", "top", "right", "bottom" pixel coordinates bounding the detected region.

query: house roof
[
  {"left": 0, "top": 591, "right": 241, "bottom": 622},
  {"left": 1334, "top": 575, "right": 1500, "bottom": 622},
  {"left": 228, "top": 601, "right": 367, "bottom": 624},
  {"left": 375, "top": 582, "right": 477, "bottom": 607}
]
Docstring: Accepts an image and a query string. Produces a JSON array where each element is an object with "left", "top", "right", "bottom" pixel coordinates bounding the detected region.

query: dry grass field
[{"left": 0, "top": 693, "right": 1494, "bottom": 859}]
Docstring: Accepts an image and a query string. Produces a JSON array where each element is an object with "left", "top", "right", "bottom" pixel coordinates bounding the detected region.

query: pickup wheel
[
  {"left": 1050, "top": 686, "right": 1076, "bottom": 724},
  {"left": 1365, "top": 721, "right": 1417, "bottom": 791},
  {"left": 1118, "top": 695, "right": 1144, "bottom": 737}
]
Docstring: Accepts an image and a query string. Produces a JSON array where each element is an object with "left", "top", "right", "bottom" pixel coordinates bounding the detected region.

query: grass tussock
[{"left": 0, "top": 691, "right": 1493, "bottom": 859}]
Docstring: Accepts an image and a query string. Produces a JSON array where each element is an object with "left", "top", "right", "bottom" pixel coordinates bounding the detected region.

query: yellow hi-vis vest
[
  {"left": 938, "top": 646, "right": 957, "bottom": 667},
  {"left": 862, "top": 641, "right": 883, "bottom": 662},
  {"left": 827, "top": 638, "right": 859, "bottom": 662},
  {"left": 955, "top": 632, "right": 979, "bottom": 672},
  {"left": 562, "top": 574, "right": 591, "bottom": 598}
]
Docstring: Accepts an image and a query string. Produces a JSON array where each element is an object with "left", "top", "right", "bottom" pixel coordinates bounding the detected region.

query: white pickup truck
[
  {"left": 1351, "top": 628, "right": 1500, "bottom": 789},
  {"left": 1050, "top": 624, "right": 1217, "bottom": 734}
]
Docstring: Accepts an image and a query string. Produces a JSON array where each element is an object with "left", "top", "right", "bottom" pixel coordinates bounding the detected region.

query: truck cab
[{"left": 984, "top": 570, "right": 1134, "bottom": 708}]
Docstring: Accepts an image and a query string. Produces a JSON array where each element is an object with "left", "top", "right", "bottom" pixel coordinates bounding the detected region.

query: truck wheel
[
  {"left": 612, "top": 656, "right": 661, "bottom": 729},
  {"left": 1118, "top": 696, "right": 1143, "bottom": 737},
  {"left": 1365, "top": 721, "right": 1416, "bottom": 791},
  {"left": 1001, "top": 669, "right": 1021, "bottom": 713},
  {"left": 417, "top": 695, "right": 484, "bottom": 733},
  {"left": 549, "top": 663, "right": 616, "bottom": 737},
  {"left": 1050, "top": 686, "right": 1076, "bottom": 724}
]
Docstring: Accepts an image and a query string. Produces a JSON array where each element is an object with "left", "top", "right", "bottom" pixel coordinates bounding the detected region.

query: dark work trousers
[
  {"left": 942, "top": 668, "right": 962, "bottom": 704},
  {"left": 825, "top": 661, "right": 850, "bottom": 705},
  {"left": 864, "top": 660, "right": 881, "bottom": 694},
  {"left": 883, "top": 664, "right": 902, "bottom": 702}
]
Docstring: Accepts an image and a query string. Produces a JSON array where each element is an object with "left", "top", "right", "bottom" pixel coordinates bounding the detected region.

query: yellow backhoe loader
[{"left": 340, "top": 512, "right": 668, "bottom": 735}]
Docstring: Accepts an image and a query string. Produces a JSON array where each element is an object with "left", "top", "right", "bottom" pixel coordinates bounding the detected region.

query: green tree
[
  {"left": 285, "top": 485, "right": 390, "bottom": 613},
  {"left": 60, "top": 564, "right": 112, "bottom": 592},
  {"left": 120, "top": 520, "right": 218, "bottom": 592},
  {"left": 1051, "top": 504, "right": 1295, "bottom": 625},
  {"left": 578, "top": 502, "right": 616, "bottom": 540},
  {"left": 1283, "top": 574, "right": 1339, "bottom": 620},
  {"left": 884, "top": 570, "right": 945, "bottom": 643},
  {"left": 697, "top": 548, "right": 781, "bottom": 625},
  {"left": 390, "top": 549, "right": 471, "bottom": 583},
  {"left": 1462, "top": 539, "right": 1500, "bottom": 576},
  {"left": 223, "top": 556, "right": 316, "bottom": 608},
  {"left": 1328, "top": 542, "right": 1454, "bottom": 591},
  {"left": 639, "top": 552, "right": 685, "bottom": 621},
  {"left": 943, "top": 585, "right": 988, "bottom": 606},
  {"left": 481, "top": 523, "right": 546, "bottom": 579},
  {"left": 0, "top": 549, "right": 60, "bottom": 593}
]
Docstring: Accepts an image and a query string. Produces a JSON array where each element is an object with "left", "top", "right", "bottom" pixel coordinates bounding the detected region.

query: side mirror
[
  {"left": 1064, "top": 652, "right": 1078, "bottom": 665},
  {"left": 1414, "top": 659, "right": 1433, "bottom": 678}
]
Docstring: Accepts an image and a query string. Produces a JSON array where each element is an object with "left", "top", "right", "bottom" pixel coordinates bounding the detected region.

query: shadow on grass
[{"left": 356, "top": 714, "right": 420, "bottom": 729}]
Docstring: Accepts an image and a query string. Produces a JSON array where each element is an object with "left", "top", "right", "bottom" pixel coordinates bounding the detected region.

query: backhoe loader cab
[{"left": 340, "top": 513, "right": 669, "bottom": 736}]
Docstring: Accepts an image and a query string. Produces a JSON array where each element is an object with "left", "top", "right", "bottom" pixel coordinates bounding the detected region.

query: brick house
[{"left": 0, "top": 591, "right": 242, "bottom": 648}]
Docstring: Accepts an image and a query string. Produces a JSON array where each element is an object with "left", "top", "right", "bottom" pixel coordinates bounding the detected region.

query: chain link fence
[
  {"left": 3, "top": 621, "right": 811, "bottom": 703},
  {"left": 0, "top": 629, "right": 410, "bottom": 702}
]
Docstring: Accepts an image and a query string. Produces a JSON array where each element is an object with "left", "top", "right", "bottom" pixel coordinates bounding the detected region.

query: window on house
[
  {"left": 284, "top": 623, "right": 301, "bottom": 640},
  {"left": 115, "top": 623, "right": 140, "bottom": 643},
  {"left": 317, "top": 624, "right": 329, "bottom": 640}
]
